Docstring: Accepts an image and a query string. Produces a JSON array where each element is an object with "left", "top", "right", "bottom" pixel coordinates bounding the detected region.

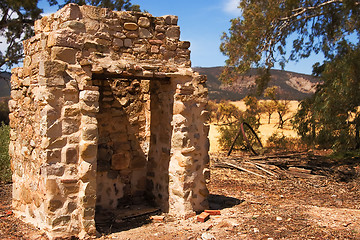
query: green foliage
[
  {"left": 0, "top": 123, "right": 11, "bottom": 183},
  {"left": 266, "top": 131, "right": 307, "bottom": 152},
  {"left": 218, "top": 123, "right": 244, "bottom": 151},
  {"left": 293, "top": 43, "right": 360, "bottom": 151},
  {"left": 216, "top": 100, "right": 261, "bottom": 151},
  {"left": 208, "top": 100, "right": 242, "bottom": 124},
  {"left": 0, "top": 0, "right": 140, "bottom": 71},
  {"left": 220, "top": 0, "right": 359, "bottom": 81}
]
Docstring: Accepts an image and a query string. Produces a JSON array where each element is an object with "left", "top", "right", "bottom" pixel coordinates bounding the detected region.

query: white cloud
[
  {"left": 223, "top": 0, "right": 242, "bottom": 16},
  {"left": 41, "top": 11, "right": 54, "bottom": 17}
]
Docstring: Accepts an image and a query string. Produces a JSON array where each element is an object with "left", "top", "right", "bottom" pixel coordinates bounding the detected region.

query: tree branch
[{"left": 279, "top": 0, "right": 343, "bottom": 21}]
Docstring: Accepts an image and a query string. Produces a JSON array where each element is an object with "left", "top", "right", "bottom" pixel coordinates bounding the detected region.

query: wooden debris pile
[{"left": 212, "top": 152, "right": 333, "bottom": 180}]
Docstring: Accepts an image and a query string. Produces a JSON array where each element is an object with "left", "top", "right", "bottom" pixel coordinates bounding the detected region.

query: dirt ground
[{"left": 1, "top": 151, "right": 360, "bottom": 240}]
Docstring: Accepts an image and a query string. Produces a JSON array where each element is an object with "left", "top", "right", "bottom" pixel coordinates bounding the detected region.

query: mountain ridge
[{"left": 193, "top": 66, "right": 320, "bottom": 101}]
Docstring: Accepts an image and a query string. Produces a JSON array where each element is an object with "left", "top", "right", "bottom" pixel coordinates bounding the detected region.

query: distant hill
[
  {"left": 193, "top": 67, "right": 320, "bottom": 101},
  {"left": 0, "top": 69, "right": 319, "bottom": 101},
  {"left": 0, "top": 72, "right": 11, "bottom": 98}
]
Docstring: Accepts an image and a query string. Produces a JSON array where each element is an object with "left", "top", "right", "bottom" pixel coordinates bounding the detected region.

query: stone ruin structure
[{"left": 9, "top": 4, "right": 210, "bottom": 239}]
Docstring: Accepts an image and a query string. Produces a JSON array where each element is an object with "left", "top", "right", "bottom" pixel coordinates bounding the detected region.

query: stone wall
[{"left": 9, "top": 3, "right": 210, "bottom": 239}]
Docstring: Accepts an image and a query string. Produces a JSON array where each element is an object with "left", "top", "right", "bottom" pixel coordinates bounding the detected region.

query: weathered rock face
[{"left": 9, "top": 3, "right": 209, "bottom": 239}]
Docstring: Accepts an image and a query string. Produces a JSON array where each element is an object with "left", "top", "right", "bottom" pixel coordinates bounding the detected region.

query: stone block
[
  {"left": 124, "top": 22, "right": 138, "bottom": 31},
  {"left": 52, "top": 215, "right": 71, "bottom": 227},
  {"left": 79, "top": 90, "right": 99, "bottom": 102},
  {"left": 83, "top": 207, "right": 95, "bottom": 219},
  {"left": 47, "top": 29, "right": 83, "bottom": 49},
  {"left": 124, "top": 39, "right": 132, "bottom": 47},
  {"left": 42, "top": 164, "right": 65, "bottom": 176},
  {"left": 48, "top": 199, "right": 64, "bottom": 212},
  {"left": 162, "top": 15, "right": 178, "bottom": 25},
  {"left": 178, "top": 41, "right": 190, "bottom": 49},
  {"left": 45, "top": 149, "right": 62, "bottom": 163},
  {"left": 47, "top": 121, "right": 62, "bottom": 140},
  {"left": 173, "top": 101, "right": 186, "bottom": 115},
  {"left": 80, "top": 101, "right": 99, "bottom": 113},
  {"left": 62, "top": 119, "right": 80, "bottom": 135},
  {"left": 78, "top": 161, "right": 95, "bottom": 181},
  {"left": 111, "top": 151, "right": 131, "bottom": 170},
  {"left": 51, "top": 47, "right": 78, "bottom": 64},
  {"left": 62, "top": 181, "right": 79, "bottom": 195},
  {"left": 39, "top": 60, "right": 67, "bottom": 78},
  {"left": 46, "top": 179, "right": 60, "bottom": 195},
  {"left": 138, "top": 17, "right": 150, "bottom": 28},
  {"left": 67, "top": 202, "right": 77, "bottom": 213},
  {"left": 63, "top": 105, "right": 80, "bottom": 118},
  {"left": 139, "top": 28, "right": 153, "bottom": 38},
  {"left": 81, "top": 195, "right": 96, "bottom": 207},
  {"left": 113, "top": 38, "right": 124, "bottom": 49},
  {"left": 79, "top": 141, "right": 97, "bottom": 161},
  {"left": 54, "top": 3, "right": 82, "bottom": 21},
  {"left": 60, "top": 20, "right": 86, "bottom": 31},
  {"left": 62, "top": 146, "right": 78, "bottom": 164},
  {"left": 197, "top": 212, "right": 210, "bottom": 222},
  {"left": 81, "top": 124, "right": 98, "bottom": 141}
]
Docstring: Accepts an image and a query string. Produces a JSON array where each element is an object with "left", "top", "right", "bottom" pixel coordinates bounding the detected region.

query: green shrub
[
  {"left": 0, "top": 123, "right": 11, "bottom": 183},
  {"left": 218, "top": 123, "right": 246, "bottom": 151},
  {"left": 266, "top": 132, "right": 307, "bottom": 152},
  {"left": 216, "top": 100, "right": 261, "bottom": 152}
]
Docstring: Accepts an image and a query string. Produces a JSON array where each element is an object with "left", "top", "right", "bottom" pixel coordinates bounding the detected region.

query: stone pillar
[
  {"left": 78, "top": 88, "right": 99, "bottom": 238},
  {"left": 168, "top": 75, "right": 209, "bottom": 217}
]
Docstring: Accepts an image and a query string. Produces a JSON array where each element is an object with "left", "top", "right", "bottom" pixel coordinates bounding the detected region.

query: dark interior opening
[{"left": 92, "top": 75, "right": 173, "bottom": 233}]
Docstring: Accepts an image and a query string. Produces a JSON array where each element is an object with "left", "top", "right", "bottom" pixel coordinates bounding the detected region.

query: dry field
[{"left": 209, "top": 100, "right": 300, "bottom": 153}]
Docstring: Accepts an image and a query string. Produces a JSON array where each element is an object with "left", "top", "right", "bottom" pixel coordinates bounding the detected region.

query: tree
[
  {"left": 243, "top": 95, "right": 262, "bottom": 125},
  {"left": 220, "top": 0, "right": 360, "bottom": 150},
  {"left": 0, "top": 0, "right": 140, "bottom": 71},
  {"left": 220, "top": 0, "right": 359, "bottom": 81},
  {"left": 262, "top": 100, "right": 277, "bottom": 124},
  {"left": 293, "top": 44, "right": 360, "bottom": 150},
  {"left": 264, "top": 86, "right": 290, "bottom": 129}
]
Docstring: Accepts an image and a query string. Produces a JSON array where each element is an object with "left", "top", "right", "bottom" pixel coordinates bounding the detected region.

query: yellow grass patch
[{"left": 209, "top": 100, "right": 300, "bottom": 153}]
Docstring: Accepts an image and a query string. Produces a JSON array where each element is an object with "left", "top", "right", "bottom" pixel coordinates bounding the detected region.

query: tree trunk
[{"left": 278, "top": 111, "right": 284, "bottom": 129}]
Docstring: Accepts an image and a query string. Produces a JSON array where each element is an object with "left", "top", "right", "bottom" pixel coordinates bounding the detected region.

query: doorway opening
[{"left": 92, "top": 74, "right": 173, "bottom": 232}]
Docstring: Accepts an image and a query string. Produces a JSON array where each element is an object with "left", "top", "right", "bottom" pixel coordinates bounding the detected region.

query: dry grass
[{"left": 209, "top": 100, "right": 300, "bottom": 153}]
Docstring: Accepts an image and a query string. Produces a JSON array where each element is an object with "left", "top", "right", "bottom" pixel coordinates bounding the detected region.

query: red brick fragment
[
  {"left": 150, "top": 215, "right": 165, "bottom": 222},
  {"left": 197, "top": 212, "right": 210, "bottom": 222},
  {"left": 204, "top": 210, "right": 221, "bottom": 215}
]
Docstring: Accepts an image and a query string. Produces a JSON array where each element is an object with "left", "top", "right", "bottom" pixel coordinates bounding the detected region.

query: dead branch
[
  {"left": 245, "top": 162, "right": 278, "bottom": 177},
  {"left": 222, "top": 162, "right": 271, "bottom": 179}
]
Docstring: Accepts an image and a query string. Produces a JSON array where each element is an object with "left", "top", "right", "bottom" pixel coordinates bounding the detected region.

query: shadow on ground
[{"left": 208, "top": 194, "right": 243, "bottom": 210}]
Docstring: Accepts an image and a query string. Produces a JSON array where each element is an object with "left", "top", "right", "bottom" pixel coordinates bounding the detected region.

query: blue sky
[{"left": 15, "top": 0, "right": 326, "bottom": 75}]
